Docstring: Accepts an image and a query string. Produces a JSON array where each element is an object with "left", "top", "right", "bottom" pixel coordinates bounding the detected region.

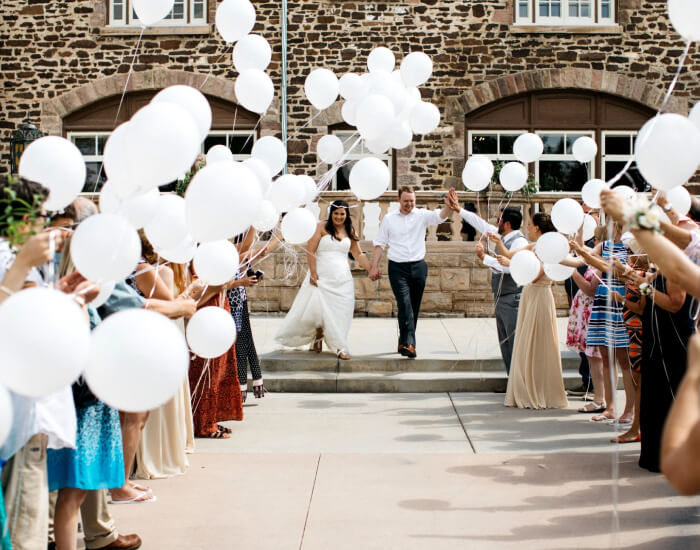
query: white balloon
[
  {"left": 304, "top": 68, "right": 340, "bottom": 111},
  {"left": 350, "top": 157, "right": 390, "bottom": 201},
  {"left": 268, "top": 174, "right": 306, "bottom": 213},
  {"left": 252, "top": 136, "right": 287, "bottom": 175},
  {"left": 71, "top": 213, "right": 141, "bottom": 283},
  {"left": 635, "top": 113, "right": 700, "bottom": 191},
  {"left": 297, "top": 175, "right": 318, "bottom": 205},
  {"left": 144, "top": 194, "right": 188, "bottom": 250},
  {"left": 185, "top": 162, "right": 262, "bottom": 242},
  {"left": 400, "top": 52, "right": 433, "bottom": 87},
  {"left": 242, "top": 157, "right": 273, "bottom": 196},
  {"left": 341, "top": 100, "right": 359, "bottom": 126},
  {"left": 339, "top": 73, "right": 369, "bottom": 101},
  {"left": 581, "top": 178, "right": 609, "bottom": 208},
  {"left": 668, "top": 0, "right": 700, "bottom": 42},
  {"left": 462, "top": 159, "right": 491, "bottom": 192},
  {"left": 551, "top": 198, "right": 584, "bottom": 235},
  {"left": 499, "top": 162, "right": 528, "bottom": 192},
  {"left": 367, "top": 47, "right": 395, "bottom": 73},
  {"left": 369, "top": 72, "right": 407, "bottom": 115},
  {"left": 281, "top": 207, "right": 317, "bottom": 244},
  {"left": 399, "top": 87, "right": 422, "bottom": 121},
  {"left": 317, "top": 135, "right": 344, "bottom": 164},
  {"left": 470, "top": 155, "right": 495, "bottom": 180},
  {"left": 215, "top": 0, "right": 256, "bottom": 43},
  {"left": 101, "top": 184, "right": 160, "bottom": 230},
  {"left": 233, "top": 34, "right": 272, "bottom": 72},
  {"left": 535, "top": 232, "right": 569, "bottom": 264},
  {"left": 544, "top": 263, "right": 575, "bottom": 282},
  {"left": 193, "top": 240, "right": 240, "bottom": 286},
  {"left": 510, "top": 250, "right": 541, "bottom": 286},
  {"left": 85, "top": 309, "right": 189, "bottom": 412},
  {"left": 90, "top": 280, "right": 116, "bottom": 309},
  {"left": 356, "top": 95, "right": 396, "bottom": 141},
  {"left": 572, "top": 136, "right": 598, "bottom": 163},
  {"left": 19, "top": 136, "right": 86, "bottom": 211},
  {"left": 613, "top": 185, "right": 636, "bottom": 201},
  {"left": 387, "top": 121, "right": 413, "bottom": 150},
  {"left": 252, "top": 200, "right": 279, "bottom": 232},
  {"left": 513, "top": 133, "right": 544, "bottom": 164},
  {"left": 152, "top": 85, "right": 212, "bottom": 142},
  {"left": 0, "top": 288, "right": 90, "bottom": 397},
  {"left": 157, "top": 234, "right": 197, "bottom": 264},
  {"left": 206, "top": 144, "right": 233, "bottom": 165},
  {"left": 0, "top": 384, "right": 12, "bottom": 448},
  {"left": 365, "top": 136, "right": 391, "bottom": 155},
  {"left": 132, "top": 0, "right": 174, "bottom": 26},
  {"left": 409, "top": 102, "right": 440, "bottom": 135},
  {"left": 125, "top": 102, "right": 200, "bottom": 189},
  {"left": 102, "top": 123, "right": 136, "bottom": 199},
  {"left": 581, "top": 214, "right": 597, "bottom": 242},
  {"left": 235, "top": 70, "right": 274, "bottom": 114},
  {"left": 666, "top": 186, "right": 691, "bottom": 216},
  {"left": 186, "top": 306, "right": 237, "bottom": 359}
]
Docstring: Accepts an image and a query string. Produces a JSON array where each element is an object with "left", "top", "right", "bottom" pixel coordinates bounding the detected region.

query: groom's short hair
[
  {"left": 501, "top": 207, "right": 522, "bottom": 230},
  {"left": 398, "top": 185, "right": 414, "bottom": 198}
]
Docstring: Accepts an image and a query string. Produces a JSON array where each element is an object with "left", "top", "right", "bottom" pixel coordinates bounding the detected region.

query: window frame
[
  {"left": 601, "top": 130, "right": 647, "bottom": 191},
  {"left": 515, "top": 0, "right": 614, "bottom": 26},
  {"left": 67, "top": 131, "right": 111, "bottom": 192},
  {"left": 329, "top": 130, "right": 394, "bottom": 192},
  {"left": 203, "top": 130, "right": 256, "bottom": 161},
  {"left": 107, "top": 0, "right": 207, "bottom": 28}
]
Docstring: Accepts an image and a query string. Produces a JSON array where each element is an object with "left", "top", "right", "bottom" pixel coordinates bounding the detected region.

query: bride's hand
[{"left": 310, "top": 272, "right": 319, "bottom": 287}]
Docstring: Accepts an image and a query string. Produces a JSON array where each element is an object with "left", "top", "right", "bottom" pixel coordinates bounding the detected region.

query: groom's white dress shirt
[{"left": 374, "top": 208, "right": 447, "bottom": 263}]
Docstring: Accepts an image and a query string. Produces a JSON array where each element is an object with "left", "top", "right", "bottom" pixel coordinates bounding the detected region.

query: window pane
[
  {"left": 541, "top": 134, "right": 565, "bottom": 154},
  {"left": 552, "top": 2, "right": 561, "bottom": 17},
  {"left": 336, "top": 161, "right": 354, "bottom": 191},
  {"left": 113, "top": 0, "right": 123, "bottom": 21},
  {"left": 97, "top": 135, "right": 108, "bottom": 156},
  {"left": 499, "top": 135, "right": 518, "bottom": 155},
  {"left": 581, "top": 4, "right": 590, "bottom": 17},
  {"left": 565, "top": 134, "right": 589, "bottom": 154},
  {"left": 539, "top": 161, "right": 588, "bottom": 192},
  {"left": 569, "top": 3, "right": 579, "bottom": 17},
  {"left": 194, "top": 0, "right": 204, "bottom": 19},
  {"left": 83, "top": 162, "right": 106, "bottom": 192},
  {"left": 519, "top": 1, "right": 528, "bottom": 18},
  {"left": 204, "top": 135, "right": 226, "bottom": 152},
  {"left": 605, "top": 135, "right": 631, "bottom": 155},
  {"left": 601, "top": 5, "right": 610, "bottom": 19},
  {"left": 229, "top": 135, "right": 253, "bottom": 155},
  {"left": 472, "top": 135, "right": 497, "bottom": 155},
  {"left": 539, "top": 4, "right": 549, "bottom": 17},
  {"left": 73, "top": 137, "right": 96, "bottom": 156},
  {"left": 606, "top": 162, "right": 649, "bottom": 192}
]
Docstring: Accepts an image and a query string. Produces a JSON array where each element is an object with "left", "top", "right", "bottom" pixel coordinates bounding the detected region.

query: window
[
  {"left": 515, "top": 0, "right": 613, "bottom": 25},
  {"left": 467, "top": 130, "right": 594, "bottom": 193},
  {"left": 69, "top": 129, "right": 255, "bottom": 192},
  {"left": 68, "top": 132, "right": 110, "bottom": 192},
  {"left": 601, "top": 131, "right": 648, "bottom": 192},
  {"left": 331, "top": 130, "right": 393, "bottom": 191},
  {"left": 108, "top": 0, "right": 207, "bottom": 27}
]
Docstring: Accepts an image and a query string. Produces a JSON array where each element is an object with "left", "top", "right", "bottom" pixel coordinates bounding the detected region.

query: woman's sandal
[
  {"left": 611, "top": 433, "right": 641, "bottom": 443},
  {"left": 590, "top": 412, "right": 615, "bottom": 422},
  {"left": 197, "top": 430, "right": 230, "bottom": 439},
  {"left": 217, "top": 424, "right": 232, "bottom": 434},
  {"left": 241, "top": 390, "right": 247, "bottom": 403},
  {"left": 253, "top": 384, "right": 266, "bottom": 398},
  {"left": 337, "top": 351, "right": 351, "bottom": 360},
  {"left": 578, "top": 402, "right": 606, "bottom": 413}
]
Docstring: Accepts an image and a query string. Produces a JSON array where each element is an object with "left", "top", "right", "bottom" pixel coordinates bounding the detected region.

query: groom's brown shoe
[{"left": 399, "top": 344, "right": 417, "bottom": 359}]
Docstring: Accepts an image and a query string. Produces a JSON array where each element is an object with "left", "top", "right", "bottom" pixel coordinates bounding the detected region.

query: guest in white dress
[{"left": 276, "top": 200, "right": 371, "bottom": 359}]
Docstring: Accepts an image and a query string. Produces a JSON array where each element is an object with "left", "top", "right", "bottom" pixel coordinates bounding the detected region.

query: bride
[{"left": 276, "top": 200, "right": 371, "bottom": 359}]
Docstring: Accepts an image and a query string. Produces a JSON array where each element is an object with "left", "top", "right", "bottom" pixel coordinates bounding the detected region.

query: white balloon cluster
[{"left": 308, "top": 48, "right": 437, "bottom": 201}]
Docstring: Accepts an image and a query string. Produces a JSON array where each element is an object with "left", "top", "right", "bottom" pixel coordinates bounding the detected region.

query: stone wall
[
  {"left": 246, "top": 241, "right": 571, "bottom": 318},
  {"left": 1, "top": 0, "right": 698, "bottom": 187}
]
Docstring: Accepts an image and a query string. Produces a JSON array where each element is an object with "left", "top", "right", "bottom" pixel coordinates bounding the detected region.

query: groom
[{"left": 370, "top": 185, "right": 452, "bottom": 358}]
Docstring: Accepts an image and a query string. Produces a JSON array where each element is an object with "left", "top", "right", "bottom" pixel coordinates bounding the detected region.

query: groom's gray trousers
[{"left": 388, "top": 259, "right": 427, "bottom": 348}]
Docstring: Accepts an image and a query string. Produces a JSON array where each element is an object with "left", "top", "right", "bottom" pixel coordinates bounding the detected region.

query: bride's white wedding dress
[{"left": 276, "top": 234, "right": 355, "bottom": 354}]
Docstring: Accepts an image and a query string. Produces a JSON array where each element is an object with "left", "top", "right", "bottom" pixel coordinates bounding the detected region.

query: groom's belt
[{"left": 388, "top": 259, "right": 426, "bottom": 265}]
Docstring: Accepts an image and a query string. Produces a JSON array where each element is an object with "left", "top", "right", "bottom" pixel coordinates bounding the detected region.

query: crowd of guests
[
  {"left": 0, "top": 174, "right": 270, "bottom": 550},
  {"left": 462, "top": 186, "right": 700, "bottom": 493}
]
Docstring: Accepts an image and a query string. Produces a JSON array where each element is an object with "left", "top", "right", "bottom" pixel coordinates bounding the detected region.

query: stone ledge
[
  {"left": 98, "top": 25, "right": 212, "bottom": 36},
  {"left": 510, "top": 25, "right": 623, "bottom": 35}
]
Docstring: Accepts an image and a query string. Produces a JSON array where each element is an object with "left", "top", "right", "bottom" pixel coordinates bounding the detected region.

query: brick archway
[
  {"left": 40, "top": 69, "right": 278, "bottom": 135},
  {"left": 446, "top": 68, "right": 687, "bottom": 120}
]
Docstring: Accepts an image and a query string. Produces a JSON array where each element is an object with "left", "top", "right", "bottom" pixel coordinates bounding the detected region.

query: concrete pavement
[{"left": 110, "top": 393, "right": 700, "bottom": 549}]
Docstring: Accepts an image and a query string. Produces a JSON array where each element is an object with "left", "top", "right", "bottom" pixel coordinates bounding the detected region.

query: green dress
[{"left": 0, "top": 484, "right": 11, "bottom": 550}]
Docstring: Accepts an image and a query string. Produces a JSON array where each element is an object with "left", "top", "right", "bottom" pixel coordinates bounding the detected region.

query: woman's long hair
[
  {"left": 325, "top": 200, "right": 358, "bottom": 241},
  {"left": 532, "top": 212, "right": 556, "bottom": 234}
]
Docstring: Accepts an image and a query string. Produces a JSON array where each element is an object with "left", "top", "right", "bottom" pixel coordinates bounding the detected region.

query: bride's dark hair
[{"left": 325, "top": 200, "right": 358, "bottom": 241}]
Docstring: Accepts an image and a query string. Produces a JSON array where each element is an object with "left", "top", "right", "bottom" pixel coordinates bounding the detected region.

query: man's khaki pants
[{"left": 81, "top": 489, "right": 120, "bottom": 549}]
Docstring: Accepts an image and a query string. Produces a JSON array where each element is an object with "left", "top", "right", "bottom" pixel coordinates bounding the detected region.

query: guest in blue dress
[{"left": 0, "top": 476, "right": 11, "bottom": 550}]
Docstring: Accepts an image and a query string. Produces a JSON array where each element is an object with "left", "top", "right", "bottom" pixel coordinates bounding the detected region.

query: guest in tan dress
[{"left": 492, "top": 213, "right": 568, "bottom": 410}]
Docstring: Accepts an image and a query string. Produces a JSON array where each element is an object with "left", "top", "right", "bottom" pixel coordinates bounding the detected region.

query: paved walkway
[{"left": 111, "top": 393, "right": 700, "bottom": 550}]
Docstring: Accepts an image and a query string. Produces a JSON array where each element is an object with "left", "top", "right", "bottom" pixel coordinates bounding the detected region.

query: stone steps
[{"left": 259, "top": 353, "right": 591, "bottom": 393}]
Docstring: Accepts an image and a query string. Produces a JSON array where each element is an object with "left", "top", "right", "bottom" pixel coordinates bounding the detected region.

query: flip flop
[
  {"left": 109, "top": 491, "right": 157, "bottom": 505},
  {"left": 590, "top": 413, "right": 614, "bottom": 422}
]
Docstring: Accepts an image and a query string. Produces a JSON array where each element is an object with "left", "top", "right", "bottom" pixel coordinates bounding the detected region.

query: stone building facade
[{"left": 0, "top": 0, "right": 697, "bottom": 316}]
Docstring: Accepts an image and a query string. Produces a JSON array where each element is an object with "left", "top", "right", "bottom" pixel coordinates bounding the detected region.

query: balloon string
[
  {"left": 200, "top": 44, "right": 232, "bottom": 90},
  {"left": 90, "top": 26, "right": 145, "bottom": 194},
  {"left": 240, "top": 117, "right": 263, "bottom": 153},
  {"left": 288, "top": 110, "right": 323, "bottom": 140},
  {"left": 190, "top": 357, "right": 211, "bottom": 414}
]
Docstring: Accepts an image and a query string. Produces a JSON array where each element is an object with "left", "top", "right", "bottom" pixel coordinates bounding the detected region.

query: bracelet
[
  {"left": 623, "top": 197, "right": 663, "bottom": 233},
  {"left": 0, "top": 285, "right": 14, "bottom": 296}
]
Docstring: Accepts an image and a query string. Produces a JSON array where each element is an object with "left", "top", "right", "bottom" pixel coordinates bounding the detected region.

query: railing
[{"left": 315, "top": 191, "right": 580, "bottom": 242}]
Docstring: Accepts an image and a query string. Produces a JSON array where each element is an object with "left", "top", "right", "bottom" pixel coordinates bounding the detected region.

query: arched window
[{"left": 465, "top": 90, "right": 654, "bottom": 193}]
